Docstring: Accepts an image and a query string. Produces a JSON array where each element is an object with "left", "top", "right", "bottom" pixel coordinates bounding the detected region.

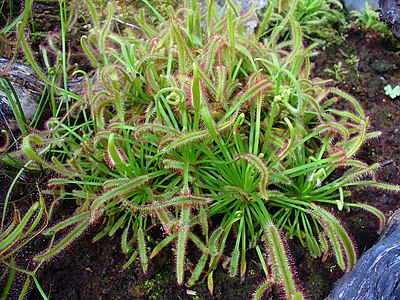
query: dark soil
[{"left": 1, "top": 3, "right": 400, "bottom": 300}]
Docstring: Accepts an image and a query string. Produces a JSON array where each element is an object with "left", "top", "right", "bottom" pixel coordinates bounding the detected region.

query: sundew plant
[
  {"left": 266, "top": 0, "right": 345, "bottom": 45},
  {"left": 8, "top": 0, "right": 399, "bottom": 298}
]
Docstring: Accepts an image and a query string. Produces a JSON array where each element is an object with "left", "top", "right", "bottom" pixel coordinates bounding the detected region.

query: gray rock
[
  {"left": 328, "top": 209, "right": 400, "bottom": 300},
  {"left": 379, "top": 0, "right": 400, "bottom": 38},
  {"left": 0, "top": 58, "right": 86, "bottom": 132},
  {"left": 371, "top": 59, "right": 395, "bottom": 73},
  {"left": 342, "top": 0, "right": 379, "bottom": 11},
  {"left": 199, "top": 0, "right": 269, "bottom": 33},
  {"left": 0, "top": 58, "right": 45, "bottom": 131}
]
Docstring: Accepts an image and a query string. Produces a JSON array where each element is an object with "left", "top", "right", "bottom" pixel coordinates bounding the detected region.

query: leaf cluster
[
  {"left": 0, "top": 188, "right": 49, "bottom": 300},
  {"left": 350, "top": 3, "right": 396, "bottom": 40},
  {"left": 2, "top": 0, "right": 399, "bottom": 299}
]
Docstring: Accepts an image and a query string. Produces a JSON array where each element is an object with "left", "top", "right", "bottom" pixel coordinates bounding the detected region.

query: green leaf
[
  {"left": 310, "top": 204, "right": 357, "bottom": 272},
  {"left": 347, "top": 203, "right": 386, "bottom": 234},
  {"left": 187, "top": 252, "right": 208, "bottom": 286},
  {"left": 1, "top": 262, "right": 16, "bottom": 300},
  {"left": 109, "top": 212, "right": 128, "bottom": 237},
  {"left": 235, "top": 154, "right": 270, "bottom": 200},
  {"left": 137, "top": 227, "right": 149, "bottom": 273},
  {"left": 384, "top": 84, "right": 400, "bottom": 99},
  {"left": 43, "top": 211, "right": 90, "bottom": 236},
  {"left": 91, "top": 174, "right": 152, "bottom": 212},
  {"left": 229, "top": 217, "right": 243, "bottom": 276},
  {"left": 150, "top": 233, "right": 177, "bottom": 259},
  {"left": 176, "top": 205, "right": 191, "bottom": 284},
  {"left": 122, "top": 250, "right": 138, "bottom": 270},
  {"left": 35, "top": 219, "right": 90, "bottom": 261},
  {"left": 0, "top": 202, "right": 39, "bottom": 250},
  {"left": 253, "top": 281, "right": 273, "bottom": 300},
  {"left": 265, "top": 221, "right": 302, "bottom": 298},
  {"left": 192, "top": 63, "right": 201, "bottom": 130}
]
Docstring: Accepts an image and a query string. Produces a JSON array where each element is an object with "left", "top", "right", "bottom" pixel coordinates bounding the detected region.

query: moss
[{"left": 304, "top": 273, "right": 331, "bottom": 299}]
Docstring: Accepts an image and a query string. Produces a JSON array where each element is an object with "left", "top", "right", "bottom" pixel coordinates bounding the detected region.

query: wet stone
[
  {"left": 379, "top": 0, "right": 400, "bottom": 38},
  {"left": 0, "top": 58, "right": 45, "bottom": 131},
  {"left": 328, "top": 209, "right": 400, "bottom": 300}
]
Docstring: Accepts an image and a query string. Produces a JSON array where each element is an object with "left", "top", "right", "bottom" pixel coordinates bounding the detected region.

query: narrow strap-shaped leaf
[
  {"left": 135, "top": 9, "right": 158, "bottom": 37},
  {"left": 226, "top": 0, "right": 239, "bottom": 16},
  {"left": 19, "top": 188, "right": 47, "bottom": 242},
  {"left": 187, "top": 252, "right": 208, "bottom": 286},
  {"left": 137, "top": 227, "right": 149, "bottom": 274},
  {"left": 149, "top": 233, "right": 176, "bottom": 259},
  {"left": 80, "top": 35, "right": 101, "bottom": 68},
  {"left": 188, "top": 232, "right": 208, "bottom": 254},
  {"left": 42, "top": 211, "right": 91, "bottom": 236},
  {"left": 141, "top": 0, "right": 164, "bottom": 22},
  {"left": 199, "top": 92, "right": 231, "bottom": 160},
  {"left": 344, "top": 180, "right": 400, "bottom": 193},
  {"left": 171, "top": 20, "right": 189, "bottom": 73},
  {"left": 0, "top": 210, "right": 18, "bottom": 241},
  {"left": 176, "top": 205, "right": 191, "bottom": 284},
  {"left": 99, "top": 2, "right": 113, "bottom": 64},
  {"left": 107, "top": 133, "right": 127, "bottom": 170},
  {"left": 109, "top": 212, "right": 128, "bottom": 237},
  {"left": 235, "top": 44, "right": 258, "bottom": 72},
  {"left": 227, "top": 8, "right": 236, "bottom": 75},
  {"left": 199, "top": 205, "right": 209, "bottom": 240},
  {"left": 123, "top": 195, "right": 211, "bottom": 212},
  {"left": 326, "top": 224, "right": 346, "bottom": 270},
  {"left": 330, "top": 88, "right": 365, "bottom": 119},
  {"left": 347, "top": 203, "right": 386, "bottom": 234},
  {"left": 121, "top": 219, "right": 132, "bottom": 254},
  {"left": 235, "top": 154, "right": 270, "bottom": 200},
  {"left": 35, "top": 219, "right": 90, "bottom": 261},
  {"left": 310, "top": 204, "right": 356, "bottom": 272},
  {"left": 91, "top": 174, "right": 151, "bottom": 212},
  {"left": 122, "top": 250, "right": 138, "bottom": 270},
  {"left": 0, "top": 202, "right": 39, "bottom": 250},
  {"left": 256, "top": 3, "right": 274, "bottom": 42},
  {"left": 332, "top": 163, "right": 380, "bottom": 191},
  {"left": 1, "top": 262, "right": 15, "bottom": 299},
  {"left": 158, "top": 111, "right": 237, "bottom": 155},
  {"left": 155, "top": 209, "right": 175, "bottom": 230},
  {"left": 208, "top": 227, "right": 223, "bottom": 256},
  {"left": 223, "top": 79, "right": 272, "bottom": 122},
  {"left": 240, "top": 221, "right": 247, "bottom": 279},
  {"left": 132, "top": 123, "right": 180, "bottom": 139},
  {"left": 255, "top": 245, "right": 269, "bottom": 278},
  {"left": 83, "top": 0, "right": 99, "bottom": 28},
  {"left": 192, "top": 63, "right": 201, "bottom": 130},
  {"left": 207, "top": 270, "right": 214, "bottom": 295},
  {"left": 22, "top": 134, "right": 76, "bottom": 177},
  {"left": 253, "top": 280, "right": 273, "bottom": 300},
  {"left": 229, "top": 217, "right": 243, "bottom": 276},
  {"left": 159, "top": 129, "right": 208, "bottom": 154},
  {"left": 265, "top": 221, "right": 302, "bottom": 298},
  {"left": 346, "top": 118, "right": 368, "bottom": 158}
]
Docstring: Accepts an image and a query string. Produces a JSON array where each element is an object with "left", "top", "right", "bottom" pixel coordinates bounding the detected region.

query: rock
[
  {"left": 0, "top": 58, "right": 45, "bottom": 131},
  {"left": 371, "top": 59, "right": 395, "bottom": 73},
  {"left": 379, "top": 0, "right": 400, "bottom": 38},
  {"left": 0, "top": 58, "right": 86, "bottom": 132},
  {"left": 198, "top": 0, "right": 269, "bottom": 33},
  {"left": 225, "top": 0, "right": 269, "bottom": 31},
  {"left": 342, "top": 0, "right": 379, "bottom": 11},
  {"left": 328, "top": 209, "right": 400, "bottom": 300}
]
